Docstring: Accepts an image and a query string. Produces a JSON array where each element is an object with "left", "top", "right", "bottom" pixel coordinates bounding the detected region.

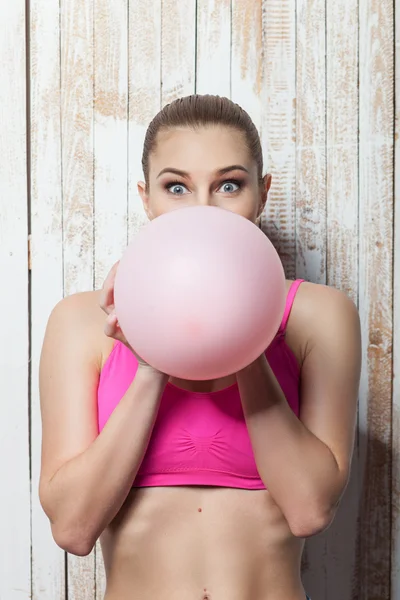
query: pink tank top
[{"left": 97, "top": 279, "right": 304, "bottom": 490}]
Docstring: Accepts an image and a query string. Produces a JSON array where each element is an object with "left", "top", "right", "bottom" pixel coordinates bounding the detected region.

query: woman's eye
[
  {"left": 167, "top": 183, "right": 189, "bottom": 195},
  {"left": 219, "top": 181, "right": 240, "bottom": 193}
]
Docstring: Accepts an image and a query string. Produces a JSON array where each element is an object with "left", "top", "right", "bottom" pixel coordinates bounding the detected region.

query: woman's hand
[{"left": 100, "top": 262, "right": 162, "bottom": 374}]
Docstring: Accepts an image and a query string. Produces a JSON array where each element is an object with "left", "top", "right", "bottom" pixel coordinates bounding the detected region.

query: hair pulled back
[{"left": 142, "top": 95, "right": 263, "bottom": 184}]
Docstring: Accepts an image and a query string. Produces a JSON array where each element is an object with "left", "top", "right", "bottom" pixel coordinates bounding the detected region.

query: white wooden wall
[{"left": 0, "top": 1, "right": 398, "bottom": 598}]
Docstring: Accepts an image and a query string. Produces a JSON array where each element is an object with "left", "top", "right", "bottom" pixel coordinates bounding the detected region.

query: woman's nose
[{"left": 196, "top": 190, "right": 215, "bottom": 207}]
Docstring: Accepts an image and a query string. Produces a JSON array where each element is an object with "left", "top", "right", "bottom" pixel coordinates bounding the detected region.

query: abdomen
[{"left": 100, "top": 486, "right": 305, "bottom": 600}]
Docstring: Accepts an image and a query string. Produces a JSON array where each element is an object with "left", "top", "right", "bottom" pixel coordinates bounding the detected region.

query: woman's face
[{"left": 138, "top": 126, "right": 271, "bottom": 223}]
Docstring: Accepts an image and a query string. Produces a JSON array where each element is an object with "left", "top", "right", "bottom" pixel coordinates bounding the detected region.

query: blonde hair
[{"left": 142, "top": 95, "right": 263, "bottom": 184}]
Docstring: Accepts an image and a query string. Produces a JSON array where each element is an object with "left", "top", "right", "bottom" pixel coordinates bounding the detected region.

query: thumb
[{"left": 104, "top": 312, "right": 118, "bottom": 338}]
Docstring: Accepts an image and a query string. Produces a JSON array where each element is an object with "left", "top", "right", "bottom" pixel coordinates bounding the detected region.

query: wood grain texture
[
  {"left": 60, "top": 0, "right": 96, "bottom": 596},
  {"left": 95, "top": 543, "right": 106, "bottom": 600},
  {"left": 93, "top": 1, "right": 128, "bottom": 592},
  {"left": 196, "top": 0, "right": 231, "bottom": 97},
  {"left": 295, "top": 0, "right": 326, "bottom": 285},
  {"left": 0, "top": 2, "right": 31, "bottom": 598},
  {"left": 295, "top": 1, "right": 327, "bottom": 596},
  {"left": 260, "top": 0, "right": 297, "bottom": 279},
  {"left": 61, "top": 0, "right": 95, "bottom": 298},
  {"left": 392, "top": 0, "right": 400, "bottom": 594},
  {"left": 1, "top": 1, "right": 399, "bottom": 597},
  {"left": 127, "top": 0, "right": 162, "bottom": 239},
  {"left": 324, "top": 1, "right": 360, "bottom": 598},
  {"left": 358, "top": 0, "right": 394, "bottom": 598},
  {"left": 231, "top": 0, "right": 263, "bottom": 130},
  {"left": 30, "top": 0, "right": 66, "bottom": 598},
  {"left": 161, "top": 0, "right": 196, "bottom": 106},
  {"left": 94, "top": 0, "right": 128, "bottom": 291},
  {"left": 326, "top": 0, "right": 359, "bottom": 303}
]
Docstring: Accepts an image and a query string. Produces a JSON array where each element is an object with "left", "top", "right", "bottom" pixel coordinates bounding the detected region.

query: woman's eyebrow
[
  {"left": 157, "top": 168, "right": 188, "bottom": 179},
  {"left": 157, "top": 165, "right": 249, "bottom": 179},
  {"left": 217, "top": 165, "right": 249, "bottom": 175}
]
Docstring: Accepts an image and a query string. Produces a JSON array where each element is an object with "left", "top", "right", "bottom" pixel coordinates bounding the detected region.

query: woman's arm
[
  {"left": 236, "top": 284, "right": 361, "bottom": 538},
  {"left": 39, "top": 292, "right": 167, "bottom": 556}
]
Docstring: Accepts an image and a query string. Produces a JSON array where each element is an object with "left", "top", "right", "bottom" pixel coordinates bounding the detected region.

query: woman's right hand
[{"left": 99, "top": 262, "right": 163, "bottom": 374}]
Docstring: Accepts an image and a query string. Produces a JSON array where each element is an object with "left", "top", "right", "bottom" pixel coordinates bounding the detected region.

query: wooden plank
[
  {"left": 295, "top": 0, "right": 326, "bottom": 285},
  {"left": 231, "top": 0, "right": 263, "bottom": 130},
  {"left": 161, "top": 0, "right": 196, "bottom": 106},
  {"left": 60, "top": 0, "right": 96, "bottom": 596},
  {"left": 260, "top": 0, "right": 297, "bottom": 279},
  {"left": 326, "top": 0, "right": 359, "bottom": 303},
  {"left": 0, "top": 2, "right": 31, "bottom": 598},
  {"left": 128, "top": 0, "right": 162, "bottom": 240},
  {"left": 29, "top": 0, "right": 66, "bottom": 598},
  {"left": 61, "top": 0, "right": 95, "bottom": 298},
  {"left": 95, "top": 546, "right": 106, "bottom": 600},
  {"left": 93, "top": 0, "right": 129, "bottom": 290},
  {"left": 93, "top": 0, "right": 129, "bottom": 594},
  {"left": 196, "top": 0, "right": 231, "bottom": 97},
  {"left": 392, "top": 0, "right": 400, "bottom": 594},
  {"left": 358, "top": 1, "right": 394, "bottom": 598},
  {"left": 325, "top": 1, "right": 360, "bottom": 598},
  {"left": 295, "top": 1, "right": 327, "bottom": 597}
]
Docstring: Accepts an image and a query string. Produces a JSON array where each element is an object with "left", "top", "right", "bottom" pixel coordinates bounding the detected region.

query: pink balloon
[{"left": 114, "top": 206, "right": 286, "bottom": 380}]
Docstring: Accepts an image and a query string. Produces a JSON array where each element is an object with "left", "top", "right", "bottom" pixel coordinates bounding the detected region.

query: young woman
[{"left": 39, "top": 95, "right": 361, "bottom": 600}]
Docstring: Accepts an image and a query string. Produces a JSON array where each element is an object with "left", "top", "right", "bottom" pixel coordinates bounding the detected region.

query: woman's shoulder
[
  {"left": 294, "top": 281, "right": 358, "bottom": 320},
  {"left": 290, "top": 280, "right": 359, "bottom": 342},
  {"left": 46, "top": 290, "right": 113, "bottom": 365},
  {"left": 50, "top": 289, "right": 104, "bottom": 324},
  {"left": 285, "top": 281, "right": 359, "bottom": 365}
]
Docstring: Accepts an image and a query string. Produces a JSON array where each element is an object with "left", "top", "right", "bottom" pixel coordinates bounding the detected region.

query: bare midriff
[{"left": 100, "top": 486, "right": 306, "bottom": 600}]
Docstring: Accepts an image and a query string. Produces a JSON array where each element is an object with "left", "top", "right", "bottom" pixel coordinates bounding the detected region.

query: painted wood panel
[
  {"left": 392, "top": 0, "right": 400, "bottom": 594},
  {"left": 127, "top": 0, "right": 161, "bottom": 240},
  {"left": 161, "top": 0, "right": 196, "bottom": 106},
  {"left": 260, "top": 0, "right": 297, "bottom": 279},
  {"left": 324, "top": 2, "right": 360, "bottom": 598},
  {"left": 196, "top": 0, "right": 231, "bottom": 97},
  {"left": 0, "top": 2, "right": 31, "bottom": 599},
  {"left": 296, "top": 2, "right": 327, "bottom": 594},
  {"left": 30, "top": 0, "right": 66, "bottom": 597},
  {"left": 231, "top": 0, "right": 263, "bottom": 130},
  {"left": 93, "top": 1, "right": 129, "bottom": 594},
  {"left": 358, "top": 1, "right": 394, "bottom": 598},
  {"left": 0, "top": 1, "right": 399, "bottom": 598},
  {"left": 60, "top": 0, "right": 96, "bottom": 597},
  {"left": 94, "top": 0, "right": 129, "bottom": 289},
  {"left": 295, "top": 0, "right": 326, "bottom": 285}
]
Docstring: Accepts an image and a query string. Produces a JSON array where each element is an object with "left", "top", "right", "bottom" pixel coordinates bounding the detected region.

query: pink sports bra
[{"left": 97, "top": 279, "right": 304, "bottom": 490}]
